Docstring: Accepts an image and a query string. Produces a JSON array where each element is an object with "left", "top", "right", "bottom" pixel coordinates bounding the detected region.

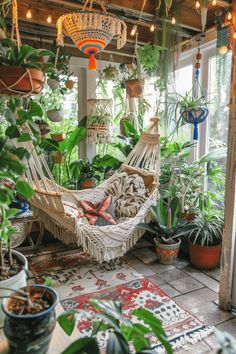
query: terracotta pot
[
  {"left": 189, "top": 241, "right": 221, "bottom": 270},
  {"left": 180, "top": 212, "right": 196, "bottom": 221},
  {"left": 154, "top": 238, "right": 181, "bottom": 265},
  {"left": 125, "top": 79, "right": 144, "bottom": 98},
  {"left": 2, "top": 285, "right": 58, "bottom": 354},
  {"left": 51, "top": 133, "right": 65, "bottom": 142},
  {"left": 0, "top": 66, "right": 44, "bottom": 96},
  {"left": 80, "top": 178, "right": 97, "bottom": 189},
  {"left": 47, "top": 109, "right": 63, "bottom": 122},
  {"left": 51, "top": 152, "right": 66, "bottom": 164}
]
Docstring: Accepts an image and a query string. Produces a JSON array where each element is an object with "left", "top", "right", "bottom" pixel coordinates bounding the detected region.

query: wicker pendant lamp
[{"left": 56, "top": 0, "right": 127, "bottom": 71}]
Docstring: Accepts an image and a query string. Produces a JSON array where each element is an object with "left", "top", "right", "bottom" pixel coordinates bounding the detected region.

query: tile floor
[{"left": 21, "top": 236, "right": 236, "bottom": 353}]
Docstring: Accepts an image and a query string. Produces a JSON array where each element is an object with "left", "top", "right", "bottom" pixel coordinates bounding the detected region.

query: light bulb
[
  {"left": 130, "top": 25, "right": 137, "bottom": 37},
  {"left": 195, "top": 0, "right": 201, "bottom": 9},
  {"left": 218, "top": 45, "right": 228, "bottom": 55},
  {"left": 233, "top": 32, "right": 236, "bottom": 40},
  {"left": 150, "top": 23, "right": 155, "bottom": 32},
  {"left": 47, "top": 14, "right": 52, "bottom": 24},
  {"left": 212, "top": 0, "right": 217, "bottom": 6},
  {"left": 227, "top": 11, "right": 232, "bottom": 21},
  {"left": 171, "top": 14, "right": 176, "bottom": 25},
  {"left": 26, "top": 8, "right": 32, "bottom": 19}
]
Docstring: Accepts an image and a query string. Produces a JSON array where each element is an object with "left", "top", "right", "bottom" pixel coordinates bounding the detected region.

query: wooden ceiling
[{"left": 4, "top": 0, "right": 232, "bottom": 63}]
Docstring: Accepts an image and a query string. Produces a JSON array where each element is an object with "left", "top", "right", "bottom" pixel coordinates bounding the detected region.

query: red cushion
[{"left": 79, "top": 196, "right": 117, "bottom": 226}]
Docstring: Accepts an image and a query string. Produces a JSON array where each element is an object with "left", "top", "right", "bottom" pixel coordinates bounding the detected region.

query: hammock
[{"left": 17, "top": 118, "right": 160, "bottom": 262}]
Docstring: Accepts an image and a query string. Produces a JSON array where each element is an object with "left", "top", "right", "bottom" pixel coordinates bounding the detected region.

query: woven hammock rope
[
  {"left": 57, "top": 0, "right": 127, "bottom": 69},
  {"left": 86, "top": 98, "right": 113, "bottom": 144}
]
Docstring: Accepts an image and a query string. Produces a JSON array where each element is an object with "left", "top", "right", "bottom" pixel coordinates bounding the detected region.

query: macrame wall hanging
[
  {"left": 181, "top": 44, "right": 209, "bottom": 141},
  {"left": 86, "top": 98, "right": 113, "bottom": 144},
  {"left": 57, "top": 0, "right": 127, "bottom": 71},
  {"left": 216, "top": 11, "right": 233, "bottom": 54}
]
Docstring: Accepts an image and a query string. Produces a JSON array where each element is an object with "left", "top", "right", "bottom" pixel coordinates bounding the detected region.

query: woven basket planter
[
  {"left": 125, "top": 79, "right": 144, "bottom": 98},
  {"left": 0, "top": 66, "right": 44, "bottom": 96},
  {"left": 86, "top": 99, "right": 113, "bottom": 144},
  {"left": 154, "top": 238, "right": 181, "bottom": 265}
]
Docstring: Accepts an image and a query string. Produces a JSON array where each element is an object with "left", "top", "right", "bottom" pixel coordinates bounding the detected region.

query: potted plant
[
  {"left": 51, "top": 133, "right": 66, "bottom": 142},
  {"left": 100, "top": 64, "right": 119, "bottom": 81},
  {"left": 69, "top": 159, "right": 100, "bottom": 189},
  {"left": 181, "top": 208, "right": 223, "bottom": 270},
  {"left": 0, "top": 19, "right": 55, "bottom": 96},
  {"left": 2, "top": 284, "right": 58, "bottom": 353},
  {"left": 138, "top": 197, "right": 187, "bottom": 265},
  {"left": 119, "top": 63, "right": 144, "bottom": 98},
  {"left": 138, "top": 44, "right": 164, "bottom": 76},
  {"left": 44, "top": 88, "right": 64, "bottom": 122}
]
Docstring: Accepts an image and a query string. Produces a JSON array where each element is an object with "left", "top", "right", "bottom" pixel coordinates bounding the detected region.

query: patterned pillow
[
  {"left": 79, "top": 196, "right": 117, "bottom": 226},
  {"left": 63, "top": 201, "right": 88, "bottom": 224},
  {"left": 105, "top": 172, "right": 147, "bottom": 217}
]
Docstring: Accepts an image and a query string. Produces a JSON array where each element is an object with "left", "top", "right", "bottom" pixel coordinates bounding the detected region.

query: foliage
[
  {"left": 58, "top": 299, "right": 173, "bottom": 354},
  {"left": 47, "top": 43, "right": 72, "bottom": 83},
  {"left": 138, "top": 197, "right": 187, "bottom": 244},
  {"left": 100, "top": 65, "right": 119, "bottom": 81},
  {"left": 179, "top": 208, "right": 223, "bottom": 247},
  {"left": 114, "top": 120, "right": 141, "bottom": 158},
  {"left": 176, "top": 91, "right": 212, "bottom": 111},
  {"left": 138, "top": 44, "right": 164, "bottom": 76},
  {"left": 215, "top": 329, "right": 236, "bottom": 354}
]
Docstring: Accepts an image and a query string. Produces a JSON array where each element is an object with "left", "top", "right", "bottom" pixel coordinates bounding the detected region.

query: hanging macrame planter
[
  {"left": 181, "top": 47, "right": 209, "bottom": 141},
  {"left": 217, "top": 24, "right": 233, "bottom": 54},
  {"left": 86, "top": 99, "right": 113, "bottom": 144},
  {"left": 0, "top": 0, "right": 45, "bottom": 96},
  {"left": 56, "top": 0, "right": 127, "bottom": 71}
]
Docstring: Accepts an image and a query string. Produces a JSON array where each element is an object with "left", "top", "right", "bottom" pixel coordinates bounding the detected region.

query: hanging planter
[
  {"left": 0, "top": 66, "right": 45, "bottom": 96},
  {"left": 181, "top": 107, "right": 209, "bottom": 140},
  {"left": 47, "top": 109, "right": 63, "bottom": 122},
  {"left": 56, "top": 0, "right": 127, "bottom": 71},
  {"left": 47, "top": 78, "right": 60, "bottom": 90},
  {"left": 51, "top": 151, "right": 66, "bottom": 164},
  {"left": 51, "top": 133, "right": 66, "bottom": 142},
  {"left": 125, "top": 79, "right": 144, "bottom": 98},
  {"left": 86, "top": 99, "right": 113, "bottom": 144}
]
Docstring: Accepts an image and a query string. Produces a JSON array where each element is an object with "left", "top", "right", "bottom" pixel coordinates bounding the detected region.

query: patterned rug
[
  {"left": 61, "top": 277, "right": 213, "bottom": 352},
  {"left": 28, "top": 251, "right": 141, "bottom": 300}
]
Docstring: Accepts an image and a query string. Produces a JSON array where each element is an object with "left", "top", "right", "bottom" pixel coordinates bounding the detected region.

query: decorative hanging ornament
[
  {"left": 181, "top": 45, "right": 209, "bottom": 141},
  {"left": 86, "top": 99, "right": 113, "bottom": 144},
  {"left": 216, "top": 9, "right": 233, "bottom": 54},
  {"left": 56, "top": 0, "right": 127, "bottom": 71}
]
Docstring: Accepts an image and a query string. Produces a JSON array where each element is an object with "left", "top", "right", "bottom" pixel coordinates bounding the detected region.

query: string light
[
  {"left": 233, "top": 32, "right": 236, "bottom": 40},
  {"left": 26, "top": 7, "right": 32, "bottom": 19},
  {"left": 130, "top": 25, "right": 137, "bottom": 37},
  {"left": 171, "top": 13, "right": 176, "bottom": 25},
  {"left": 195, "top": 0, "right": 201, "bottom": 9},
  {"left": 212, "top": 0, "right": 217, "bottom": 6},
  {"left": 150, "top": 23, "right": 155, "bottom": 32},
  {"left": 227, "top": 11, "right": 232, "bottom": 21},
  {"left": 47, "top": 13, "right": 52, "bottom": 24}
]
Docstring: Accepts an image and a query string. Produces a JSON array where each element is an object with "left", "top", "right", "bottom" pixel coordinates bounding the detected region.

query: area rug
[
  {"left": 28, "top": 251, "right": 141, "bottom": 300},
  {"left": 61, "top": 277, "right": 213, "bottom": 352}
]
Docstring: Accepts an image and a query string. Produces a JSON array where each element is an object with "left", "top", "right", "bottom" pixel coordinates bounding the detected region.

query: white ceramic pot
[
  {"left": 47, "top": 109, "right": 63, "bottom": 122},
  {"left": 0, "top": 250, "right": 28, "bottom": 327},
  {"left": 47, "top": 78, "right": 59, "bottom": 90}
]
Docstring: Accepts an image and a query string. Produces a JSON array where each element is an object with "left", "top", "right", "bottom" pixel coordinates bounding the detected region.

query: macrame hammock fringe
[{"left": 16, "top": 118, "right": 160, "bottom": 262}]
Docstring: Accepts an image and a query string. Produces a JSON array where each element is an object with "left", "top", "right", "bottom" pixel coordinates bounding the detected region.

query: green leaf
[
  {"left": 15, "top": 181, "right": 34, "bottom": 199},
  {"left": 59, "top": 127, "right": 86, "bottom": 154},
  {"left": 198, "top": 148, "right": 227, "bottom": 164},
  {"left": 61, "top": 337, "right": 100, "bottom": 354},
  {"left": 58, "top": 311, "right": 77, "bottom": 336},
  {"left": 28, "top": 100, "right": 43, "bottom": 119},
  {"left": 6, "top": 208, "right": 20, "bottom": 219},
  {"left": 156, "top": 199, "right": 168, "bottom": 226},
  {"left": 18, "top": 45, "right": 35, "bottom": 64},
  {"left": 170, "top": 197, "right": 180, "bottom": 229},
  {"left": 106, "top": 331, "right": 130, "bottom": 354},
  {"left": 9, "top": 97, "right": 23, "bottom": 113},
  {"left": 13, "top": 147, "right": 30, "bottom": 160},
  {"left": 137, "top": 223, "right": 158, "bottom": 235},
  {"left": 5, "top": 125, "right": 21, "bottom": 139},
  {"left": 17, "top": 133, "right": 32, "bottom": 142}
]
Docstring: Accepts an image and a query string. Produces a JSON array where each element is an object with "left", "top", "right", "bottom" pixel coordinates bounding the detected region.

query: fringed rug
[
  {"left": 28, "top": 251, "right": 141, "bottom": 300},
  {"left": 61, "top": 277, "right": 213, "bottom": 352}
]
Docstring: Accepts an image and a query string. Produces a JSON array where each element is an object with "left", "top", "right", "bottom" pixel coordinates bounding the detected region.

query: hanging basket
[
  {"left": 51, "top": 151, "right": 66, "bottom": 164},
  {"left": 181, "top": 107, "right": 209, "bottom": 140},
  {"left": 47, "top": 109, "right": 63, "bottom": 122},
  {"left": 0, "top": 66, "right": 45, "bottom": 96},
  {"left": 86, "top": 99, "right": 113, "bottom": 144},
  {"left": 57, "top": 3, "right": 127, "bottom": 71},
  {"left": 125, "top": 79, "right": 144, "bottom": 98}
]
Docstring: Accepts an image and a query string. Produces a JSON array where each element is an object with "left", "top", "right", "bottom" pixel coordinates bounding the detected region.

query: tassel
[
  {"left": 193, "top": 123, "right": 199, "bottom": 140},
  {"left": 88, "top": 54, "right": 97, "bottom": 71}
]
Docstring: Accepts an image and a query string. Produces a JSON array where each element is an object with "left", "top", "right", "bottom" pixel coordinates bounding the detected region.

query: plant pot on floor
[
  {"left": 189, "top": 241, "right": 221, "bottom": 270},
  {"left": 125, "top": 79, "right": 144, "bottom": 98},
  {"left": 154, "top": 238, "right": 181, "bottom": 265},
  {"left": 80, "top": 178, "right": 97, "bottom": 189},
  {"left": 0, "top": 250, "right": 28, "bottom": 327},
  {"left": 2, "top": 285, "right": 58, "bottom": 354},
  {"left": 0, "top": 66, "right": 45, "bottom": 96},
  {"left": 47, "top": 109, "right": 63, "bottom": 122}
]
